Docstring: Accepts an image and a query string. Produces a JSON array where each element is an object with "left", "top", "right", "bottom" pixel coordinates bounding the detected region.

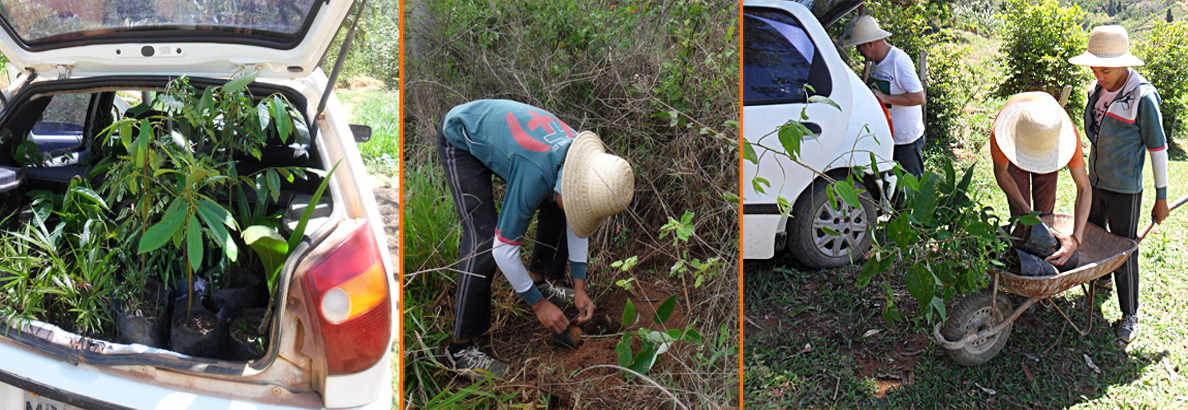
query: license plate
[{"left": 23, "top": 391, "right": 82, "bottom": 410}]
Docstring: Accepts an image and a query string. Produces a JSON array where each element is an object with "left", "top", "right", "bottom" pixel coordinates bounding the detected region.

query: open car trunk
[{"left": 0, "top": 75, "right": 341, "bottom": 404}]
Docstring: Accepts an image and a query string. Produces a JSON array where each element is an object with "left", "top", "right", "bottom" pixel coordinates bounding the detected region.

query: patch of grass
[{"left": 338, "top": 89, "right": 399, "bottom": 175}]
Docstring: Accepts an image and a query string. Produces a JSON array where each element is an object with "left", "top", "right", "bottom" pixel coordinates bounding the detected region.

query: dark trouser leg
[
  {"left": 529, "top": 200, "right": 568, "bottom": 281},
  {"left": 1006, "top": 164, "right": 1034, "bottom": 217},
  {"left": 439, "top": 131, "right": 498, "bottom": 341},
  {"left": 893, "top": 137, "right": 925, "bottom": 178},
  {"left": 1090, "top": 187, "right": 1141, "bottom": 316},
  {"left": 1029, "top": 169, "right": 1059, "bottom": 215}
]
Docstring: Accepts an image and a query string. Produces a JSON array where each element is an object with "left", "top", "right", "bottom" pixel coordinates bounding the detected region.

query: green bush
[
  {"left": 322, "top": 0, "right": 398, "bottom": 86},
  {"left": 1136, "top": 21, "right": 1188, "bottom": 145},
  {"left": 998, "top": 0, "right": 1087, "bottom": 123}
]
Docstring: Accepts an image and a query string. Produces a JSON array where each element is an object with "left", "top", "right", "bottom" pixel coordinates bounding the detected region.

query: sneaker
[
  {"left": 536, "top": 279, "right": 575, "bottom": 307},
  {"left": 1116, "top": 314, "right": 1139, "bottom": 343},
  {"left": 445, "top": 344, "right": 509, "bottom": 379}
]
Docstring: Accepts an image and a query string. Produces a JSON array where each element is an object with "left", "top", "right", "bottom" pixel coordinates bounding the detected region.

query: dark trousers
[
  {"left": 438, "top": 131, "right": 568, "bottom": 341},
  {"left": 1088, "top": 187, "right": 1141, "bottom": 316},
  {"left": 894, "top": 136, "right": 925, "bottom": 177},
  {"left": 1006, "top": 164, "right": 1059, "bottom": 217}
]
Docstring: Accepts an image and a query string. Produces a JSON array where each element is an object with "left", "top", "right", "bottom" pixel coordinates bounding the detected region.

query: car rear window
[
  {"left": 0, "top": 0, "right": 319, "bottom": 47},
  {"left": 744, "top": 8, "right": 832, "bottom": 105}
]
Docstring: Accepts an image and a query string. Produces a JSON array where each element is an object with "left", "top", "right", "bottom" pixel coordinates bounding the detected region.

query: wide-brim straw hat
[
  {"left": 994, "top": 92, "right": 1078, "bottom": 174},
  {"left": 1069, "top": 25, "right": 1144, "bottom": 67},
  {"left": 561, "top": 131, "right": 634, "bottom": 238},
  {"left": 843, "top": 15, "right": 891, "bottom": 48}
]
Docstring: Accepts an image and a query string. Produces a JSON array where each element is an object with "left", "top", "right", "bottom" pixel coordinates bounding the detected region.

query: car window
[
  {"left": 744, "top": 9, "right": 832, "bottom": 105},
  {"left": 27, "top": 93, "right": 88, "bottom": 156}
]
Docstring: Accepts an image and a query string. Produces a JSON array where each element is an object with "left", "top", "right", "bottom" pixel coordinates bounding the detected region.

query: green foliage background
[
  {"left": 1136, "top": 21, "right": 1188, "bottom": 144},
  {"left": 998, "top": 0, "right": 1087, "bottom": 122}
]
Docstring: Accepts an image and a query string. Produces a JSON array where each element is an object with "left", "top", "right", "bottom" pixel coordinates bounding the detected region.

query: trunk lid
[{"left": 0, "top": 0, "right": 355, "bottom": 78}]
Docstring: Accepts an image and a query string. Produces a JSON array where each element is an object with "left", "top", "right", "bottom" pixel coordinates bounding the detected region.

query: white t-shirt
[{"left": 869, "top": 46, "right": 925, "bottom": 145}]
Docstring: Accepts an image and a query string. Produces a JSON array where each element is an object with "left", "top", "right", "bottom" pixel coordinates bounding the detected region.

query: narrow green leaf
[
  {"left": 808, "top": 95, "right": 842, "bottom": 111},
  {"left": 197, "top": 198, "right": 236, "bottom": 229},
  {"left": 257, "top": 101, "right": 272, "bottom": 131},
  {"left": 833, "top": 180, "right": 861, "bottom": 208},
  {"left": 653, "top": 295, "right": 677, "bottom": 325},
  {"left": 224, "top": 70, "right": 257, "bottom": 95},
  {"left": 288, "top": 162, "right": 338, "bottom": 251},
  {"left": 743, "top": 141, "right": 758, "bottom": 164},
  {"left": 135, "top": 118, "right": 151, "bottom": 166},
  {"left": 266, "top": 169, "right": 281, "bottom": 202},
  {"left": 137, "top": 198, "right": 187, "bottom": 253},
  {"left": 777, "top": 122, "right": 804, "bottom": 159},
  {"left": 615, "top": 334, "right": 634, "bottom": 367}
]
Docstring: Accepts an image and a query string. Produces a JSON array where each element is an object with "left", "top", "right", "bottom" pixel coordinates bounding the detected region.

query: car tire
[
  {"left": 940, "top": 290, "right": 1013, "bottom": 366},
  {"left": 787, "top": 178, "right": 876, "bottom": 268}
]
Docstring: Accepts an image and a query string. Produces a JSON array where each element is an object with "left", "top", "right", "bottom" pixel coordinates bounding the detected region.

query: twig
[{"left": 572, "top": 364, "right": 690, "bottom": 410}]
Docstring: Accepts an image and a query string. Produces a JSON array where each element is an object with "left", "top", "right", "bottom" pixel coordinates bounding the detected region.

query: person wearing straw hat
[
  {"left": 1070, "top": 25, "right": 1170, "bottom": 343},
  {"left": 990, "top": 91, "right": 1091, "bottom": 268},
  {"left": 844, "top": 15, "right": 927, "bottom": 177},
  {"left": 436, "top": 99, "right": 634, "bottom": 377}
]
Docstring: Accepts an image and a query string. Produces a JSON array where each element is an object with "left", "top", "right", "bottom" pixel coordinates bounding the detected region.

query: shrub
[
  {"left": 998, "top": 0, "right": 1087, "bottom": 123},
  {"left": 1136, "top": 21, "right": 1188, "bottom": 145},
  {"left": 322, "top": 0, "right": 399, "bottom": 86}
]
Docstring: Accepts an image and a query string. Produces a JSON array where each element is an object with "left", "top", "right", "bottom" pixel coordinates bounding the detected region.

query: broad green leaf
[
  {"left": 196, "top": 202, "right": 238, "bottom": 262},
  {"left": 135, "top": 118, "right": 151, "bottom": 166},
  {"left": 68, "top": 186, "right": 109, "bottom": 211},
  {"left": 137, "top": 198, "right": 186, "bottom": 253},
  {"left": 630, "top": 343, "right": 658, "bottom": 374},
  {"left": 257, "top": 101, "right": 272, "bottom": 131},
  {"left": 199, "top": 87, "right": 215, "bottom": 115},
  {"left": 615, "top": 334, "right": 634, "bottom": 367},
  {"left": 119, "top": 121, "right": 134, "bottom": 153},
  {"left": 681, "top": 328, "right": 702, "bottom": 343},
  {"left": 777, "top": 122, "right": 804, "bottom": 159},
  {"left": 621, "top": 298, "right": 637, "bottom": 328},
  {"left": 742, "top": 141, "right": 757, "bottom": 164},
  {"left": 197, "top": 198, "right": 236, "bottom": 229},
  {"left": 887, "top": 214, "right": 919, "bottom": 247},
  {"left": 905, "top": 264, "right": 936, "bottom": 309},
  {"left": 224, "top": 70, "right": 257, "bottom": 95},
  {"left": 186, "top": 214, "right": 202, "bottom": 271},
  {"left": 243, "top": 225, "right": 288, "bottom": 293},
  {"left": 1019, "top": 214, "right": 1041, "bottom": 226},
  {"left": 653, "top": 295, "right": 677, "bottom": 325},
  {"left": 833, "top": 180, "right": 861, "bottom": 208}
]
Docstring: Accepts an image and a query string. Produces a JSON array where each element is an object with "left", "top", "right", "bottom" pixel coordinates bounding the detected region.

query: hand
[
  {"left": 532, "top": 300, "right": 569, "bottom": 334},
  {"left": 574, "top": 289, "right": 595, "bottom": 323},
  {"left": 871, "top": 87, "right": 888, "bottom": 102},
  {"left": 1153, "top": 198, "right": 1170, "bottom": 224},
  {"left": 1044, "top": 231, "right": 1078, "bottom": 266}
]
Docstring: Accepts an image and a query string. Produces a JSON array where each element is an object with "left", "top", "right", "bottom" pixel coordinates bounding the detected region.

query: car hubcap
[{"left": 812, "top": 200, "right": 867, "bottom": 257}]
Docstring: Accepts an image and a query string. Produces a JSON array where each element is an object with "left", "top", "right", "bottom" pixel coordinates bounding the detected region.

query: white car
[
  {"left": 0, "top": 0, "right": 396, "bottom": 408},
  {"left": 742, "top": 0, "right": 897, "bottom": 266}
]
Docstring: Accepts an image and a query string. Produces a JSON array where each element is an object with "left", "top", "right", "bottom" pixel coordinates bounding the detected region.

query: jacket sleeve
[{"left": 1139, "top": 91, "right": 1169, "bottom": 199}]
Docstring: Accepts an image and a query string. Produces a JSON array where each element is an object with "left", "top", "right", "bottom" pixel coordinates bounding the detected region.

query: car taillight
[{"left": 301, "top": 221, "right": 390, "bottom": 375}]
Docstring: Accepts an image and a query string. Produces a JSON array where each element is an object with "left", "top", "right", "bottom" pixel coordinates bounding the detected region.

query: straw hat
[
  {"left": 994, "top": 92, "right": 1078, "bottom": 174},
  {"left": 843, "top": 15, "right": 891, "bottom": 48},
  {"left": 1069, "top": 25, "right": 1144, "bottom": 67},
  {"left": 561, "top": 131, "right": 634, "bottom": 238}
]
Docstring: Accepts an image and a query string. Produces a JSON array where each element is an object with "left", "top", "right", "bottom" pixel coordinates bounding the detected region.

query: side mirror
[{"left": 350, "top": 124, "right": 372, "bottom": 143}]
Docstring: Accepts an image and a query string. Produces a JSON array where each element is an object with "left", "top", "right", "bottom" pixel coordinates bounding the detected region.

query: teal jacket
[{"left": 1084, "top": 70, "right": 1167, "bottom": 196}]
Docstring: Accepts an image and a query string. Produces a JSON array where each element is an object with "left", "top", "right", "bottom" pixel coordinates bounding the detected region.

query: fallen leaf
[
  {"left": 1084, "top": 354, "right": 1101, "bottom": 374},
  {"left": 862, "top": 329, "right": 881, "bottom": 338},
  {"left": 1021, "top": 362, "right": 1035, "bottom": 386},
  {"left": 1024, "top": 353, "right": 1040, "bottom": 362},
  {"left": 974, "top": 382, "right": 997, "bottom": 395},
  {"left": 800, "top": 343, "right": 812, "bottom": 353}
]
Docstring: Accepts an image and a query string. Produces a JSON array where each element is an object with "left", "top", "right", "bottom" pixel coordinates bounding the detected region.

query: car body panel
[{"left": 742, "top": 0, "right": 894, "bottom": 260}]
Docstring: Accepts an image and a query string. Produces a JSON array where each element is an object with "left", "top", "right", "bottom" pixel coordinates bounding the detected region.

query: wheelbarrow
[{"left": 933, "top": 195, "right": 1188, "bottom": 366}]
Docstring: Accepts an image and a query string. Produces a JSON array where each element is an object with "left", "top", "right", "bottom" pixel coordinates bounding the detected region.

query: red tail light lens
[{"left": 301, "top": 221, "right": 391, "bottom": 375}]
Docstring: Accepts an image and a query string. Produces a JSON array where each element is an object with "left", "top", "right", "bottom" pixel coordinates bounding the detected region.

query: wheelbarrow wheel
[{"left": 941, "top": 290, "right": 1014, "bottom": 366}]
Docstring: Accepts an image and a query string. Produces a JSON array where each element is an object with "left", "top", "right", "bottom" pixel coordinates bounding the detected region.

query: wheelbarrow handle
[{"left": 1137, "top": 194, "right": 1188, "bottom": 243}]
